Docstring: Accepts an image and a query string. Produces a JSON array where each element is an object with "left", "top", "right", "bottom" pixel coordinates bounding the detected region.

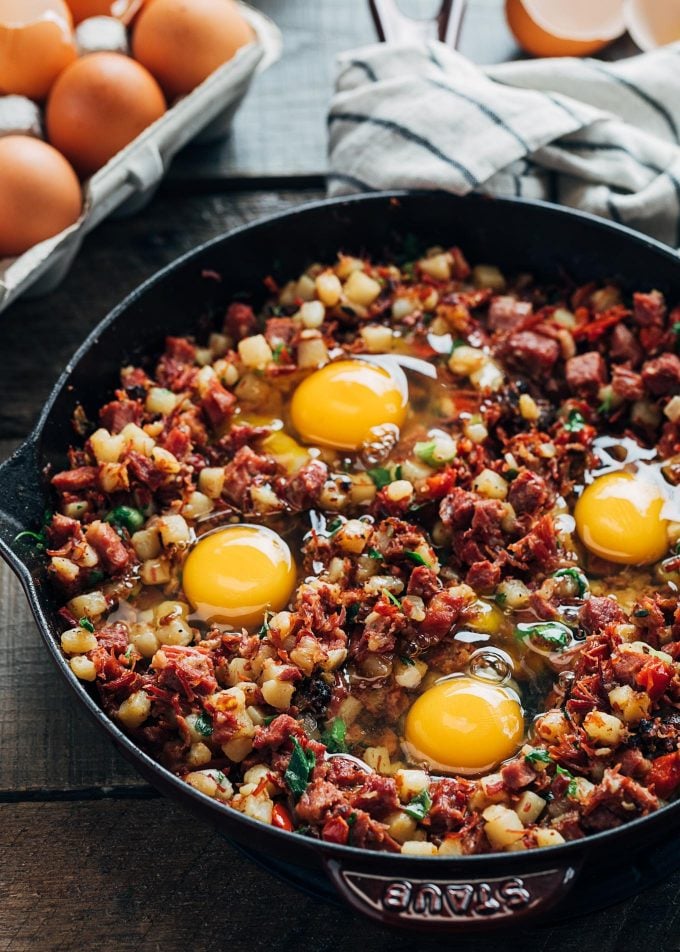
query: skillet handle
[
  {"left": 323, "top": 857, "right": 580, "bottom": 929},
  {"left": 0, "top": 436, "right": 45, "bottom": 582}
]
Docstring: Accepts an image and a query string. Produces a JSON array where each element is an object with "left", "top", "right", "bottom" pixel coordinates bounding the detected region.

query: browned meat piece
[
  {"left": 51, "top": 466, "right": 99, "bottom": 491},
  {"left": 579, "top": 597, "right": 625, "bottom": 633},
  {"left": 507, "top": 330, "right": 560, "bottom": 372},
  {"left": 565, "top": 351, "right": 607, "bottom": 398},
  {"left": 609, "top": 323, "right": 642, "bottom": 366},
  {"left": 611, "top": 365, "right": 644, "bottom": 400},
  {"left": 641, "top": 353, "right": 680, "bottom": 396},
  {"left": 349, "top": 774, "right": 400, "bottom": 819},
  {"left": 99, "top": 399, "right": 143, "bottom": 433},
  {"left": 507, "top": 470, "right": 550, "bottom": 514},
  {"left": 85, "top": 520, "right": 130, "bottom": 574},
  {"left": 224, "top": 302, "right": 257, "bottom": 341},
  {"left": 487, "top": 296, "right": 532, "bottom": 332},
  {"left": 465, "top": 559, "right": 500, "bottom": 592},
  {"left": 633, "top": 290, "right": 666, "bottom": 327}
]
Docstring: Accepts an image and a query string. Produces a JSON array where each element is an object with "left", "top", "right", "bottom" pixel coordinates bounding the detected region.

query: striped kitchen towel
[{"left": 328, "top": 41, "right": 680, "bottom": 247}]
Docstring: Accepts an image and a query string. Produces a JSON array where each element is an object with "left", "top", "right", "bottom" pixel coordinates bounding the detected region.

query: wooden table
[{"left": 1, "top": 3, "right": 677, "bottom": 950}]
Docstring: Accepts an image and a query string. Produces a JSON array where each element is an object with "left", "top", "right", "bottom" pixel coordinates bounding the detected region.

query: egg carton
[{"left": 0, "top": 2, "right": 282, "bottom": 314}]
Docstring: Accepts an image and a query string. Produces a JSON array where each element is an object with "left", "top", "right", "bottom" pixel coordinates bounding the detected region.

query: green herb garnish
[
  {"left": 382, "top": 589, "right": 401, "bottom": 608},
  {"left": 495, "top": 592, "right": 507, "bottom": 607},
  {"left": 525, "top": 749, "right": 551, "bottom": 766},
  {"left": 553, "top": 567, "right": 589, "bottom": 597},
  {"left": 346, "top": 603, "right": 360, "bottom": 624},
  {"left": 347, "top": 812, "right": 357, "bottom": 827},
  {"left": 634, "top": 609, "right": 650, "bottom": 618},
  {"left": 399, "top": 656, "right": 416, "bottom": 666},
  {"left": 271, "top": 343, "right": 286, "bottom": 363},
  {"left": 13, "top": 529, "right": 46, "bottom": 549},
  {"left": 564, "top": 409, "right": 586, "bottom": 433},
  {"left": 194, "top": 713, "right": 213, "bottom": 737},
  {"left": 404, "top": 788, "right": 432, "bottom": 821},
  {"left": 516, "top": 621, "right": 573, "bottom": 650},
  {"left": 367, "top": 467, "right": 392, "bottom": 489},
  {"left": 258, "top": 611, "right": 273, "bottom": 640},
  {"left": 598, "top": 391, "right": 614, "bottom": 416},
  {"left": 366, "top": 547, "right": 383, "bottom": 561},
  {"left": 405, "top": 550, "right": 431, "bottom": 568},
  {"left": 321, "top": 717, "right": 347, "bottom": 754},
  {"left": 285, "top": 737, "right": 316, "bottom": 799},
  {"left": 79, "top": 617, "right": 95, "bottom": 633},
  {"left": 105, "top": 506, "right": 144, "bottom": 533},
  {"left": 556, "top": 765, "right": 578, "bottom": 797}
]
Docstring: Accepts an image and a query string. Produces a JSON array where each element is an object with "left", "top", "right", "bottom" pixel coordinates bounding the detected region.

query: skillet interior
[{"left": 1, "top": 191, "right": 680, "bottom": 898}]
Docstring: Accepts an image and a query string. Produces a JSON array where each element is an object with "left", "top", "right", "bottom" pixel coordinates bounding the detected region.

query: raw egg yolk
[
  {"left": 182, "top": 524, "right": 295, "bottom": 627},
  {"left": 574, "top": 471, "right": 669, "bottom": 565},
  {"left": 404, "top": 677, "right": 524, "bottom": 774},
  {"left": 290, "top": 359, "right": 407, "bottom": 451}
]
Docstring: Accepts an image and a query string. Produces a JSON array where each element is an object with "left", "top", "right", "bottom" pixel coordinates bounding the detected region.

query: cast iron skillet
[{"left": 1, "top": 192, "right": 679, "bottom": 932}]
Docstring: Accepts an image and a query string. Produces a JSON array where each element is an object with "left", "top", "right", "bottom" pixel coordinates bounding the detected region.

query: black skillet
[{"left": 1, "top": 192, "right": 679, "bottom": 932}]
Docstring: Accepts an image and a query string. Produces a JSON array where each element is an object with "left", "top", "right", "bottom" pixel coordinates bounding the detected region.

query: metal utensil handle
[
  {"left": 325, "top": 858, "right": 580, "bottom": 930},
  {"left": 369, "top": 0, "right": 466, "bottom": 47}
]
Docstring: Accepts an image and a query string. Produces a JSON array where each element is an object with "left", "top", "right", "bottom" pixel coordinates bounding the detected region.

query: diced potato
[
  {"left": 198, "top": 467, "right": 226, "bottom": 500},
  {"left": 157, "top": 513, "right": 190, "bottom": 546},
  {"left": 583, "top": 710, "right": 626, "bottom": 747},
  {"left": 350, "top": 472, "right": 377, "bottom": 505},
  {"left": 320, "top": 646, "right": 348, "bottom": 672},
  {"left": 344, "top": 270, "right": 382, "bottom": 307},
  {"left": 61, "top": 627, "right": 98, "bottom": 655},
  {"left": 608, "top": 684, "right": 651, "bottom": 725},
  {"left": 335, "top": 519, "right": 372, "bottom": 554},
  {"left": 62, "top": 500, "right": 90, "bottom": 520},
  {"left": 385, "top": 479, "right": 413, "bottom": 503},
  {"left": 364, "top": 746, "right": 391, "bottom": 774},
  {"left": 243, "top": 792, "right": 274, "bottom": 825},
  {"left": 419, "top": 252, "right": 452, "bottom": 282},
  {"left": 238, "top": 334, "right": 273, "bottom": 368},
  {"left": 394, "top": 658, "right": 426, "bottom": 689},
  {"left": 261, "top": 678, "right": 296, "bottom": 710},
  {"left": 535, "top": 709, "right": 569, "bottom": 743},
  {"left": 68, "top": 591, "right": 107, "bottom": 620},
  {"left": 140, "top": 557, "right": 171, "bottom": 585},
  {"left": 186, "top": 770, "right": 233, "bottom": 801},
  {"left": 315, "top": 270, "right": 342, "bottom": 307},
  {"left": 448, "top": 345, "right": 485, "bottom": 377},
  {"left": 385, "top": 810, "right": 418, "bottom": 844},
  {"left": 296, "top": 273, "right": 316, "bottom": 301},
  {"left": 99, "top": 462, "right": 130, "bottom": 493},
  {"left": 298, "top": 300, "right": 325, "bottom": 329},
  {"left": 464, "top": 419, "right": 488, "bottom": 443},
  {"left": 129, "top": 623, "right": 159, "bottom": 659},
  {"left": 146, "top": 387, "right": 178, "bottom": 416},
  {"left": 289, "top": 635, "right": 325, "bottom": 676},
  {"left": 401, "top": 841, "right": 438, "bottom": 856},
  {"left": 221, "top": 737, "right": 253, "bottom": 762},
  {"left": 392, "top": 296, "right": 417, "bottom": 321},
  {"left": 360, "top": 324, "right": 393, "bottom": 353},
  {"left": 472, "top": 468, "right": 508, "bottom": 500},
  {"left": 186, "top": 742, "right": 212, "bottom": 768},
  {"left": 156, "top": 618, "right": 193, "bottom": 647},
  {"left": 90, "top": 428, "right": 123, "bottom": 463},
  {"left": 70, "top": 656, "right": 97, "bottom": 681},
  {"left": 535, "top": 828, "right": 565, "bottom": 848},
  {"left": 395, "top": 768, "right": 429, "bottom": 801},
  {"left": 482, "top": 804, "right": 525, "bottom": 849},
  {"left": 152, "top": 446, "right": 181, "bottom": 474},
  {"left": 519, "top": 394, "right": 540, "bottom": 422},
  {"left": 472, "top": 264, "right": 506, "bottom": 291},
  {"left": 117, "top": 690, "right": 151, "bottom": 730},
  {"left": 209, "top": 332, "right": 229, "bottom": 357},
  {"left": 514, "top": 790, "right": 546, "bottom": 825},
  {"left": 51, "top": 556, "right": 79, "bottom": 583},
  {"left": 297, "top": 336, "right": 328, "bottom": 369},
  {"left": 438, "top": 835, "right": 464, "bottom": 856},
  {"left": 337, "top": 695, "right": 362, "bottom": 724},
  {"left": 120, "top": 422, "right": 155, "bottom": 456},
  {"left": 182, "top": 491, "right": 214, "bottom": 520},
  {"left": 469, "top": 360, "right": 504, "bottom": 392},
  {"left": 335, "top": 254, "right": 365, "bottom": 279},
  {"left": 243, "top": 764, "right": 277, "bottom": 796},
  {"left": 495, "top": 578, "right": 531, "bottom": 609}
]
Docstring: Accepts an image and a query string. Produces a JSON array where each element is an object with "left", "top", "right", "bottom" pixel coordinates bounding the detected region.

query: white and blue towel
[{"left": 328, "top": 42, "right": 680, "bottom": 248}]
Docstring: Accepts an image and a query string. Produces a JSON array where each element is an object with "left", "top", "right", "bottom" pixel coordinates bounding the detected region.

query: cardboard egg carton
[{"left": 0, "top": 2, "right": 282, "bottom": 314}]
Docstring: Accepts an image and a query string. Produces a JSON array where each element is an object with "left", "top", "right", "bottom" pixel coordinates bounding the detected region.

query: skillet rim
[{"left": 3, "top": 188, "right": 680, "bottom": 869}]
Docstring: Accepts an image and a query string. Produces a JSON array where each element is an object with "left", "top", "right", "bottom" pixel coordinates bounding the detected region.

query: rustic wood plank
[{"left": 1, "top": 799, "right": 679, "bottom": 952}]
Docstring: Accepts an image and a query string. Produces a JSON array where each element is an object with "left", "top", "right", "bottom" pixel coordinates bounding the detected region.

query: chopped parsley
[
  {"left": 321, "top": 717, "right": 347, "bottom": 754},
  {"left": 271, "top": 343, "right": 286, "bottom": 363},
  {"left": 366, "top": 547, "right": 383, "bottom": 561},
  {"left": 404, "top": 788, "right": 432, "bottom": 822},
  {"left": 284, "top": 737, "right": 316, "bottom": 799},
  {"left": 450, "top": 338, "right": 466, "bottom": 351},
  {"left": 262, "top": 714, "right": 277, "bottom": 726},
  {"left": 598, "top": 391, "right": 614, "bottom": 416},
  {"left": 564, "top": 409, "right": 586, "bottom": 433},
  {"left": 556, "top": 765, "right": 578, "bottom": 797},
  {"left": 346, "top": 603, "right": 360, "bottom": 624},
  {"left": 367, "top": 467, "right": 392, "bottom": 489},
  {"left": 525, "top": 749, "right": 551, "bottom": 766},
  {"left": 347, "top": 812, "right": 357, "bottom": 827},
  {"left": 105, "top": 506, "right": 144, "bottom": 533},
  {"left": 405, "top": 550, "right": 431, "bottom": 568},
  {"left": 495, "top": 592, "right": 507, "bottom": 607},
  {"left": 382, "top": 589, "right": 402, "bottom": 608},
  {"left": 79, "top": 617, "right": 95, "bottom": 633},
  {"left": 516, "top": 621, "right": 573, "bottom": 650},
  {"left": 13, "top": 529, "right": 46, "bottom": 550},
  {"left": 194, "top": 713, "right": 213, "bottom": 737},
  {"left": 258, "top": 611, "right": 273, "bottom": 640},
  {"left": 553, "top": 567, "right": 589, "bottom": 597},
  {"left": 399, "top": 655, "right": 416, "bottom": 666}
]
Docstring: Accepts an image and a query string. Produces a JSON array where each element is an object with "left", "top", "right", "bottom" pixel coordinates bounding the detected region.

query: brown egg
[
  {"left": 46, "top": 51, "right": 166, "bottom": 177},
  {"left": 0, "top": 0, "right": 77, "bottom": 100},
  {"left": 0, "top": 135, "right": 81, "bottom": 257},
  {"left": 132, "top": 0, "right": 254, "bottom": 100},
  {"left": 65, "top": 0, "right": 146, "bottom": 26}
]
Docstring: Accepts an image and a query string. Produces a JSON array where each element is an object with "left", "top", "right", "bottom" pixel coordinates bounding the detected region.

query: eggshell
[
  {"left": 0, "top": 135, "right": 81, "bottom": 257},
  {"left": 75, "top": 15, "right": 129, "bottom": 54},
  {"left": 66, "top": 0, "right": 145, "bottom": 25},
  {"left": 624, "top": 0, "right": 680, "bottom": 51},
  {"left": 132, "top": 0, "right": 255, "bottom": 99},
  {"left": 0, "top": 0, "right": 77, "bottom": 100},
  {"left": 0, "top": 94, "right": 43, "bottom": 138},
  {"left": 46, "top": 51, "right": 166, "bottom": 177},
  {"left": 505, "top": 0, "right": 626, "bottom": 57}
]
